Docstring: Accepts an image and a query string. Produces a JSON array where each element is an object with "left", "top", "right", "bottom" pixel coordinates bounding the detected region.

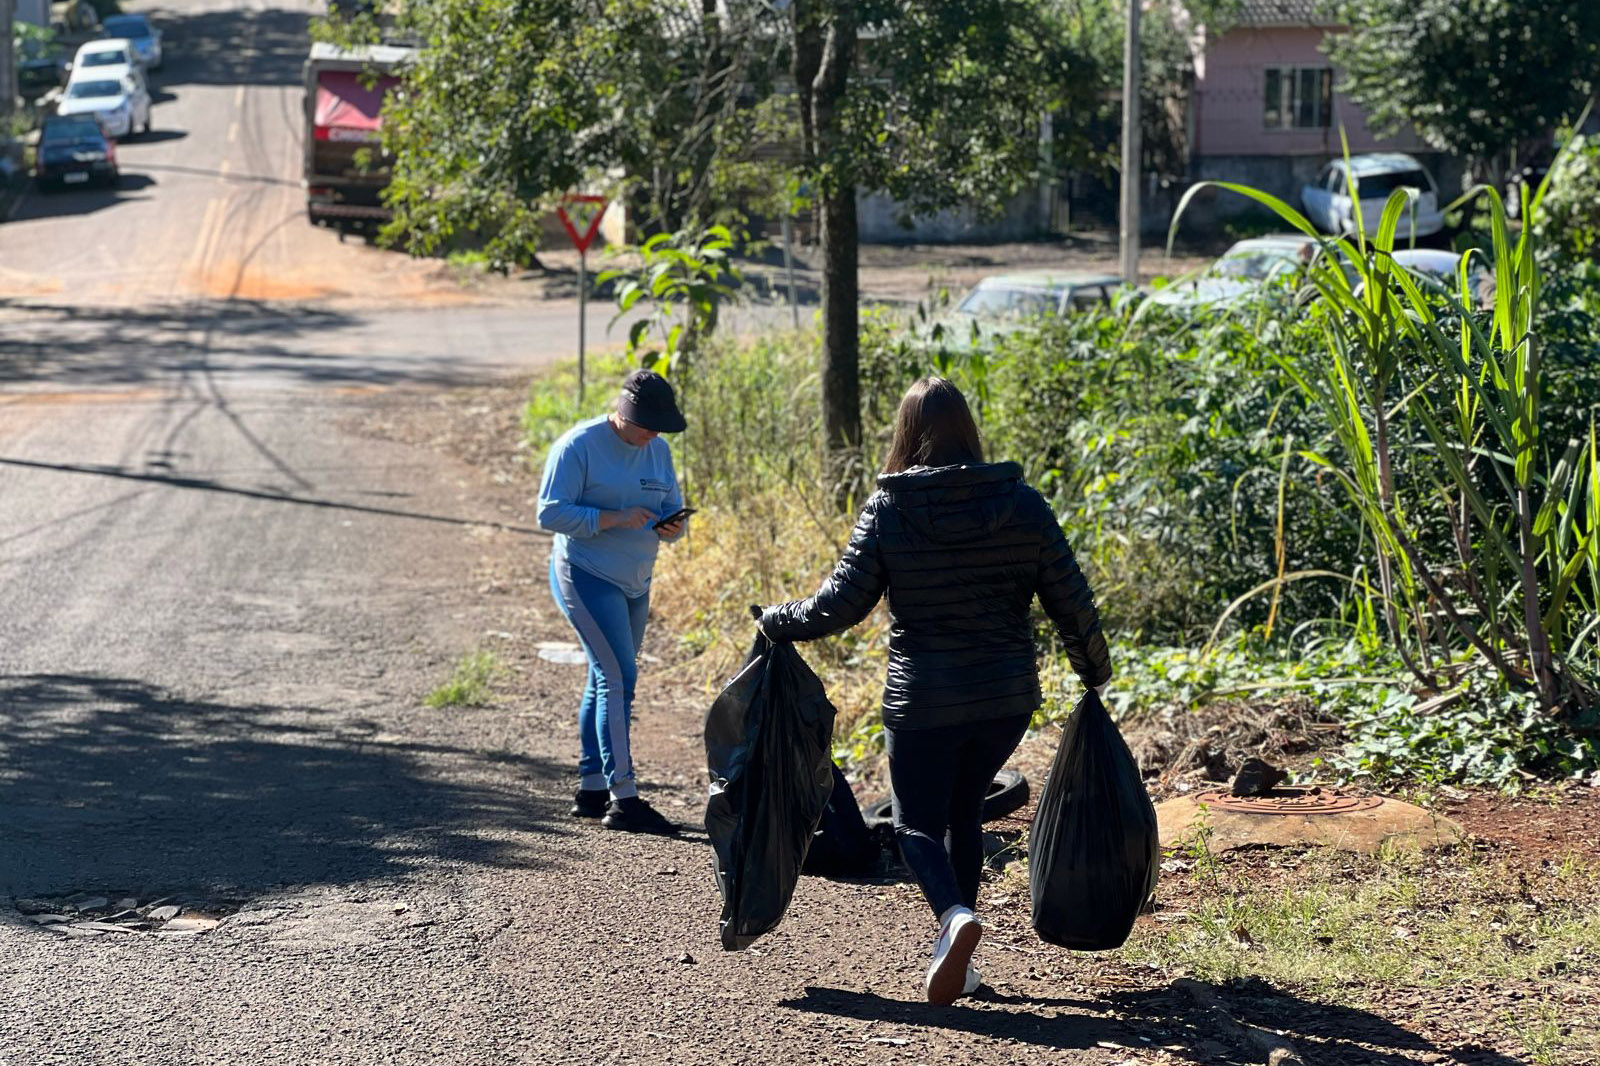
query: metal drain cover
[{"left": 1194, "top": 786, "right": 1384, "bottom": 816}]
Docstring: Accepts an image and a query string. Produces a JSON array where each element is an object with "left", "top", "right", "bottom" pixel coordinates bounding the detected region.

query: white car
[
  {"left": 56, "top": 73, "right": 153, "bottom": 139},
  {"left": 69, "top": 38, "right": 140, "bottom": 81},
  {"left": 1147, "top": 235, "right": 1313, "bottom": 309},
  {"left": 1301, "top": 153, "right": 1445, "bottom": 240},
  {"left": 1357, "top": 249, "right": 1493, "bottom": 308}
]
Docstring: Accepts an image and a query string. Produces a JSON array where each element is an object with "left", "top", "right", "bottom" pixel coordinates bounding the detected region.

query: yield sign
[{"left": 556, "top": 195, "right": 608, "bottom": 254}]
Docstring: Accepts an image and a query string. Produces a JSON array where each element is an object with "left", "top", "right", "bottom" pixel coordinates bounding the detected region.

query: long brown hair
[{"left": 882, "top": 377, "right": 984, "bottom": 474}]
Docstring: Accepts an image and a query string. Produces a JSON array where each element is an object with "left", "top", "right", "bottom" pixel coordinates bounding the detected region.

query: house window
[{"left": 1263, "top": 67, "right": 1332, "bottom": 129}]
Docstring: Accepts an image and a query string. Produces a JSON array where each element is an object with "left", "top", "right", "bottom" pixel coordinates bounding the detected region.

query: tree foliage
[
  {"left": 361, "top": 1, "right": 786, "bottom": 261},
  {"left": 1325, "top": 0, "right": 1600, "bottom": 174}
]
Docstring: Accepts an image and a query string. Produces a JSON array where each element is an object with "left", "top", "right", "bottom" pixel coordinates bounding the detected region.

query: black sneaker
[
  {"left": 570, "top": 788, "right": 609, "bottom": 819},
  {"left": 601, "top": 796, "right": 679, "bottom": 836}
]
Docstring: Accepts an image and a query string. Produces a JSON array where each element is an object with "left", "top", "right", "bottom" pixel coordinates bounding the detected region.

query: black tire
[
  {"left": 983, "top": 769, "right": 1029, "bottom": 820},
  {"left": 104, "top": 167, "right": 120, "bottom": 188},
  {"left": 862, "top": 769, "right": 1031, "bottom": 829}
]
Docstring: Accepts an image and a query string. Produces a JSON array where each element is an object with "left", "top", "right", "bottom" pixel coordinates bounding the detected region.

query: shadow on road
[
  {"left": 0, "top": 299, "right": 524, "bottom": 390},
  {"left": 0, "top": 674, "right": 568, "bottom": 900},
  {"left": 137, "top": 160, "right": 296, "bottom": 187},
  {"left": 130, "top": 127, "right": 189, "bottom": 144},
  {"left": 16, "top": 174, "right": 158, "bottom": 221},
  {"left": 781, "top": 980, "right": 1526, "bottom": 1065},
  {"left": 154, "top": 5, "right": 312, "bottom": 89},
  {"left": 0, "top": 455, "right": 549, "bottom": 538}
]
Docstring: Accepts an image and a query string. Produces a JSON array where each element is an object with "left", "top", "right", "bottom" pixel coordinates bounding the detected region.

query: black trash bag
[
  {"left": 801, "top": 763, "right": 880, "bottom": 878},
  {"left": 1030, "top": 689, "right": 1159, "bottom": 950},
  {"left": 704, "top": 631, "right": 836, "bottom": 951}
]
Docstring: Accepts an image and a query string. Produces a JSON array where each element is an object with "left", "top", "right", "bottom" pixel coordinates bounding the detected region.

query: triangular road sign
[{"left": 556, "top": 195, "right": 608, "bottom": 254}]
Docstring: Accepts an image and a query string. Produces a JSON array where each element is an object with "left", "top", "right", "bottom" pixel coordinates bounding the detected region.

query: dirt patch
[{"left": 1437, "top": 787, "right": 1600, "bottom": 865}]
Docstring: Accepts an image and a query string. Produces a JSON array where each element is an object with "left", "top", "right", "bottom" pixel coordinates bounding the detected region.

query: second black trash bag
[
  {"left": 704, "top": 632, "right": 837, "bottom": 951},
  {"left": 1030, "top": 689, "right": 1159, "bottom": 950}
]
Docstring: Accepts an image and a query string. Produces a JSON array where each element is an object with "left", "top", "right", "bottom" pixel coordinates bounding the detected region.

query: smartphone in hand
[{"left": 653, "top": 506, "right": 697, "bottom": 530}]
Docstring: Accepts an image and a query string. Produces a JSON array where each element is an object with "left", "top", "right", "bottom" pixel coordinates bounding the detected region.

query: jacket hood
[{"left": 876, "top": 461, "right": 1025, "bottom": 543}]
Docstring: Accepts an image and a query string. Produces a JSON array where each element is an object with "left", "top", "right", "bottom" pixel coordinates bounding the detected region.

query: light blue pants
[{"left": 549, "top": 557, "right": 650, "bottom": 799}]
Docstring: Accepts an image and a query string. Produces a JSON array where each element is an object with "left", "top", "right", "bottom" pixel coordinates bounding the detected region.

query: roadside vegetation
[
  {"left": 425, "top": 649, "right": 506, "bottom": 708},
  {"left": 521, "top": 164, "right": 1600, "bottom": 792}
]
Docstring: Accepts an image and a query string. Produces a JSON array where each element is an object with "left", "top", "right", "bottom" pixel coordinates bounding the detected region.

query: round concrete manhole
[
  {"left": 1156, "top": 785, "right": 1463, "bottom": 855},
  {"left": 1192, "top": 786, "right": 1384, "bottom": 816},
  {"left": 536, "top": 641, "right": 587, "bottom": 665}
]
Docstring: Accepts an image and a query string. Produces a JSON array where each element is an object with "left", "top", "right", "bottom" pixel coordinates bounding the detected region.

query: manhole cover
[{"left": 1194, "top": 786, "right": 1383, "bottom": 816}]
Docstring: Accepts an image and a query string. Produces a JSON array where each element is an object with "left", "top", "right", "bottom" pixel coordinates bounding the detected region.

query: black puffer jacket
[{"left": 760, "top": 462, "right": 1111, "bottom": 730}]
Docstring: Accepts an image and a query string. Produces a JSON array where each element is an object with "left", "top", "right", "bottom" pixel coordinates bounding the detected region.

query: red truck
[{"left": 302, "top": 42, "right": 415, "bottom": 235}]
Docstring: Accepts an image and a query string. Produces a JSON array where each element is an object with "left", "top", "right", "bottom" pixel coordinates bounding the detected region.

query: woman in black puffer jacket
[{"left": 759, "top": 377, "right": 1110, "bottom": 1006}]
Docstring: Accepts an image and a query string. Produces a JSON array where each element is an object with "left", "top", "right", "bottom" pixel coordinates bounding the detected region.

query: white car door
[
  {"left": 1301, "top": 164, "right": 1335, "bottom": 231},
  {"left": 1327, "top": 168, "right": 1355, "bottom": 234},
  {"left": 128, "top": 72, "right": 151, "bottom": 129}
]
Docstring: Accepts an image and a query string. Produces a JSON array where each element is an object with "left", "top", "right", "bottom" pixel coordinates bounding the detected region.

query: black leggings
[{"left": 885, "top": 713, "right": 1031, "bottom": 919}]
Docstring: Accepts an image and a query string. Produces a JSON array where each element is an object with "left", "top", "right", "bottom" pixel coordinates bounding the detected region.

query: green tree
[
  {"left": 790, "top": 2, "right": 1073, "bottom": 487},
  {"left": 362, "top": 0, "right": 786, "bottom": 264},
  {"left": 326, "top": 1, "right": 1079, "bottom": 490},
  {"left": 1325, "top": 0, "right": 1600, "bottom": 181}
]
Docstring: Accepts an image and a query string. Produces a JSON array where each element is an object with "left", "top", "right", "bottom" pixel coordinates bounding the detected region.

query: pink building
[{"left": 1180, "top": 0, "right": 1457, "bottom": 230}]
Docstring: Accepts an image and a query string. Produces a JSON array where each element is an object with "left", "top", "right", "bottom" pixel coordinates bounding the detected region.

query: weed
[
  {"left": 425, "top": 650, "right": 505, "bottom": 709},
  {"left": 1124, "top": 845, "right": 1600, "bottom": 1003}
]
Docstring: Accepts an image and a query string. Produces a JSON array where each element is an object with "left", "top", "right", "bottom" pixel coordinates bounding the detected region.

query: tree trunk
[
  {"left": 807, "top": 5, "right": 858, "bottom": 500},
  {"left": 820, "top": 183, "right": 860, "bottom": 467}
]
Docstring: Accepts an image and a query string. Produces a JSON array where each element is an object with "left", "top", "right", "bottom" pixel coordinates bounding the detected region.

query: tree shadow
[
  {"left": 0, "top": 299, "right": 500, "bottom": 390},
  {"left": 781, "top": 979, "right": 1528, "bottom": 1065},
  {"left": 17, "top": 174, "right": 158, "bottom": 221},
  {"left": 149, "top": 5, "right": 313, "bottom": 89},
  {"left": 0, "top": 674, "right": 569, "bottom": 902}
]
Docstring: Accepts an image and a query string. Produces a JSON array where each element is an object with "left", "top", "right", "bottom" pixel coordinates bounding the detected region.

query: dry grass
[{"left": 652, "top": 494, "right": 891, "bottom": 732}]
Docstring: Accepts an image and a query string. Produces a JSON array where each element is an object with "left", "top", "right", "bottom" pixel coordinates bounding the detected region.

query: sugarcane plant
[{"left": 1169, "top": 140, "right": 1599, "bottom": 720}]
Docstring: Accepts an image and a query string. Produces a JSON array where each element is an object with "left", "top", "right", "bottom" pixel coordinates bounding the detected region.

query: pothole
[{"left": 11, "top": 891, "right": 246, "bottom": 940}]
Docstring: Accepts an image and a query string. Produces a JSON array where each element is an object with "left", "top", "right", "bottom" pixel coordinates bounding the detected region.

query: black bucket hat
[{"left": 617, "top": 369, "right": 687, "bottom": 433}]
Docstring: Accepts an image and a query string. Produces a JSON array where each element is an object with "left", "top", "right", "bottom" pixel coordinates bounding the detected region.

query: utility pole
[
  {"left": 1, "top": 0, "right": 17, "bottom": 136},
  {"left": 1118, "top": 0, "right": 1142, "bottom": 285}
]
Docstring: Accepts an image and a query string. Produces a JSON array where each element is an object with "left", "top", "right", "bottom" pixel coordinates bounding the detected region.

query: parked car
[
  {"left": 15, "top": 28, "right": 70, "bottom": 95},
  {"left": 33, "top": 114, "right": 119, "bottom": 191},
  {"left": 56, "top": 72, "right": 153, "bottom": 139},
  {"left": 68, "top": 37, "right": 139, "bottom": 79},
  {"left": 1300, "top": 153, "right": 1445, "bottom": 240},
  {"left": 100, "top": 14, "right": 163, "bottom": 71},
  {"left": 1357, "top": 249, "right": 1493, "bottom": 308},
  {"left": 917, "top": 271, "right": 1123, "bottom": 349},
  {"left": 1147, "top": 235, "right": 1313, "bottom": 310}
]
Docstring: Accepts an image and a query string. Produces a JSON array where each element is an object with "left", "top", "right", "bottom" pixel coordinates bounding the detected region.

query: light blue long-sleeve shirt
[{"left": 538, "top": 414, "right": 684, "bottom": 598}]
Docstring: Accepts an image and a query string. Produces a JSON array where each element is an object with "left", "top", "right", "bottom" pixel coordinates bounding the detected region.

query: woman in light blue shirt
[{"left": 538, "top": 370, "right": 689, "bottom": 835}]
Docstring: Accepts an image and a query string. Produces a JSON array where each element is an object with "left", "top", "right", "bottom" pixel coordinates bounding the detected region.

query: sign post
[{"left": 556, "top": 195, "right": 609, "bottom": 404}]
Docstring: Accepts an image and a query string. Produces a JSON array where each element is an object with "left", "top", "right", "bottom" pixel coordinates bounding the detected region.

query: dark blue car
[{"left": 34, "top": 116, "right": 120, "bottom": 192}]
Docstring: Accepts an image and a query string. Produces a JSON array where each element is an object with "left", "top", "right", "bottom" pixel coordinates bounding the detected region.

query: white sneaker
[
  {"left": 925, "top": 908, "right": 981, "bottom": 1005},
  {"left": 962, "top": 964, "right": 982, "bottom": 997}
]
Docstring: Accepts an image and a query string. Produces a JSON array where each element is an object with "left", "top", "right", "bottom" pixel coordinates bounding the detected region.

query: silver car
[{"left": 101, "top": 14, "right": 164, "bottom": 72}]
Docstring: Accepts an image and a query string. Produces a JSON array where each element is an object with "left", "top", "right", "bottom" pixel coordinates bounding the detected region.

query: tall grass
[{"left": 1171, "top": 152, "right": 1600, "bottom": 718}]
